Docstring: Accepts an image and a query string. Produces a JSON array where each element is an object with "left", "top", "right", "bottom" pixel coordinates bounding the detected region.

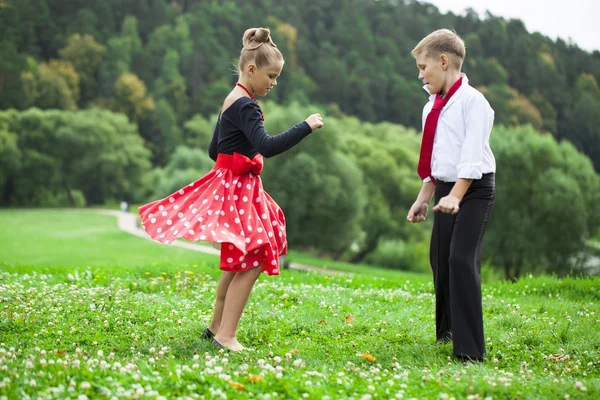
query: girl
[{"left": 139, "top": 27, "right": 324, "bottom": 351}]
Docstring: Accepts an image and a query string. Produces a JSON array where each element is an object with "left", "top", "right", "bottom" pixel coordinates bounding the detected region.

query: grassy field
[{"left": 0, "top": 209, "right": 598, "bottom": 399}]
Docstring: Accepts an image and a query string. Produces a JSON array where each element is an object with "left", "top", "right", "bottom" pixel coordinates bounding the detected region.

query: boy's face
[{"left": 415, "top": 52, "right": 445, "bottom": 95}]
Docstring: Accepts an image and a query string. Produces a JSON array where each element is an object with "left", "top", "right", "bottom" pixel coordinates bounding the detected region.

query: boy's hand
[
  {"left": 305, "top": 114, "right": 324, "bottom": 131},
  {"left": 407, "top": 201, "right": 429, "bottom": 223},
  {"left": 433, "top": 195, "right": 460, "bottom": 214}
]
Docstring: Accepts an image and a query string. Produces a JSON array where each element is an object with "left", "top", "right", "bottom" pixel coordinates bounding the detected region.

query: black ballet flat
[
  {"left": 202, "top": 328, "right": 215, "bottom": 340},
  {"left": 212, "top": 338, "right": 225, "bottom": 349}
]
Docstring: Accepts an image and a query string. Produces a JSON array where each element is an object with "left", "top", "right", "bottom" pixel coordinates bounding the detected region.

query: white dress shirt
[{"left": 422, "top": 74, "right": 496, "bottom": 183}]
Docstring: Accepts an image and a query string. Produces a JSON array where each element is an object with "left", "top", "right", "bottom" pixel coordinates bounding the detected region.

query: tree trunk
[
  {"left": 349, "top": 234, "right": 380, "bottom": 264},
  {"left": 64, "top": 184, "right": 75, "bottom": 207}
]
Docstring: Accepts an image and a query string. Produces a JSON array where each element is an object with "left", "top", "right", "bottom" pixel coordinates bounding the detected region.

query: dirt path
[{"left": 93, "top": 209, "right": 349, "bottom": 275}]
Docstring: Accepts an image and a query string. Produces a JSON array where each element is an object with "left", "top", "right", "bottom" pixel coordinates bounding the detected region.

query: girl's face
[{"left": 249, "top": 60, "right": 283, "bottom": 96}]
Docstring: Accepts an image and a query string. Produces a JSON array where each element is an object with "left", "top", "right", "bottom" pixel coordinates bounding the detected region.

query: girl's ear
[{"left": 246, "top": 63, "right": 256, "bottom": 76}]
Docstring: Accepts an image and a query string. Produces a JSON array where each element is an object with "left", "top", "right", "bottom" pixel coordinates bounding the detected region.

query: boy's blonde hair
[
  {"left": 411, "top": 29, "right": 466, "bottom": 70},
  {"left": 238, "top": 27, "right": 283, "bottom": 74}
]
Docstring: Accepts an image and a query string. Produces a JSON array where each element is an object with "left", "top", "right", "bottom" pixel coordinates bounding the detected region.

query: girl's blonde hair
[
  {"left": 238, "top": 28, "right": 283, "bottom": 74},
  {"left": 411, "top": 29, "right": 466, "bottom": 70}
]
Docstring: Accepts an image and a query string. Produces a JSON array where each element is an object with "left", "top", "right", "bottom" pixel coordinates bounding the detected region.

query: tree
[
  {"left": 485, "top": 125, "right": 600, "bottom": 279},
  {"left": 59, "top": 34, "right": 105, "bottom": 105}
]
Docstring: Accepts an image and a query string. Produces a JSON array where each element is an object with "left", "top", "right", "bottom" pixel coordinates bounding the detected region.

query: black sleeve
[
  {"left": 208, "top": 118, "right": 220, "bottom": 161},
  {"left": 238, "top": 101, "right": 313, "bottom": 158}
]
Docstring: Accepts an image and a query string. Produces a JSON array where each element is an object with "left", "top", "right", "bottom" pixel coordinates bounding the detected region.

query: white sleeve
[{"left": 457, "top": 94, "right": 494, "bottom": 179}]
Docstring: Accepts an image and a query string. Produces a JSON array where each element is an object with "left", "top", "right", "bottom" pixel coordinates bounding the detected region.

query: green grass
[
  {"left": 0, "top": 209, "right": 599, "bottom": 399},
  {"left": 0, "top": 209, "right": 217, "bottom": 275}
]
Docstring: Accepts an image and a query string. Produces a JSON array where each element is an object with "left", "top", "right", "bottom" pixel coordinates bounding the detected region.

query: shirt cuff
[
  {"left": 457, "top": 163, "right": 483, "bottom": 180},
  {"left": 423, "top": 177, "right": 432, "bottom": 183}
]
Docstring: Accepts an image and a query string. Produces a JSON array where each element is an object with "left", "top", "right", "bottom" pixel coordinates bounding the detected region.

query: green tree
[
  {"left": 59, "top": 34, "right": 105, "bottom": 105},
  {"left": 485, "top": 125, "right": 600, "bottom": 279}
]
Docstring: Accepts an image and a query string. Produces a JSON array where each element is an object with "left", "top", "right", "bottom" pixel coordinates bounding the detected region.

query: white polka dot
[
  {"left": 149, "top": 213, "right": 154, "bottom": 218},
  {"left": 178, "top": 189, "right": 184, "bottom": 195},
  {"left": 221, "top": 230, "right": 227, "bottom": 234},
  {"left": 159, "top": 205, "right": 164, "bottom": 211},
  {"left": 235, "top": 218, "right": 240, "bottom": 224},
  {"left": 174, "top": 205, "right": 179, "bottom": 210},
  {"left": 167, "top": 220, "right": 172, "bottom": 225},
  {"left": 241, "top": 263, "right": 247, "bottom": 268},
  {"left": 271, "top": 260, "right": 277, "bottom": 266},
  {"left": 224, "top": 223, "right": 230, "bottom": 228},
  {"left": 178, "top": 212, "right": 184, "bottom": 218},
  {"left": 239, "top": 209, "right": 245, "bottom": 215},
  {"left": 279, "top": 232, "right": 282, "bottom": 237},
  {"left": 230, "top": 206, "right": 234, "bottom": 212},
  {"left": 164, "top": 240, "right": 170, "bottom": 244},
  {"left": 151, "top": 218, "right": 156, "bottom": 223},
  {"left": 268, "top": 232, "right": 273, "bottom": 237},
  {"left": 239, "top": 256, "right": 244, "bottom": 261},
  {"left": 257, "top": 227, "right": 263, "bottom": 233},
  {"left": 202, "top": 199, "right": 208, "bottom": 204},
  {"left": 218, "top": 172, "right": 223, "bottom": 178},
  {"left": 225, "top": 182, "right": 230, "bottom": 188},
  {"left": 257, "top": 239, "right": 263, "bottom": 245},
  {"left": 200, "top": 235, "right": 206, "bottom": 240},
  {"left": 272, "top": 221, "right": 278, "bottom": 226},
  {"left": 173, "top": 230, "right": 179, "bottom": 235},
  {"left": 247, "top": 225, "right": 253, "bottom": 231},
  {"left": 194, "top": 188, "right": 199, "bottom": 192},
  {"left": 237, "top": 182, "right": 242, "bottom": 188},
  {"left": 184, "top": 221, "right": 190, "bottom": 227},
  {"left": 207, "top": 210, "right": 213, "bottom": 215},
  {"left": 234, "top": 195, "right": 239, "bottom": 201},
  {"left": 220, "top": 210, "right": 225, "bottom": 216},
  {"left": 192, "top": 208, "right": 197, "bottom": 214},
  {"left": 227, "top": 257, "right": 233, "bottom": 263},
  {"left": 157, "top": 228, "right": 162, "bottom": 233},
  {"left": 211, "top": 230, "right": 216, "bottom": 236},
  {"left": 254, "top": 249, "right": 259, "bottom": 254},
  {"left": 169, "top": 197, "right": 174, "bottom": 203},
  {"left": 228, "top": 245, "right": 234, "bottom": 250},
  {"left": 189, "top": 229, "right": 195, "bottom": 235},
  {"left": 245, "top": 238, "right": 251, "bottom": 243},
  {"left": 261, "top": 214, "right": 267, "bottom": 219},
  {"left": 246, "top": 184, "right": 251, "bottom": 190},
  {"left": 253, "top": 261, "right": 259, "bottom": 267},
  {"left": 214, "top": 195, "right": 219, "bottom": 201},
  {"left": 200, "top": 225, "right": 206, "bottom": 230},
  {"left": 160, "top": 234, "right": 165, "bottom": 238},
  {"left": 221, "top": 180, "right": 226, "bottom": 185},
  {"left": 162, "top": 211, "right": 167, "bottom": 217},
  {"left": 243, "top": 196, "right": 249, "bottom": 202},
  {"left": 255, "top": 197, "right": 260, "bottom": 202}
]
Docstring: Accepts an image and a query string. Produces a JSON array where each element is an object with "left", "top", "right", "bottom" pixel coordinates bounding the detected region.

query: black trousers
[{"left": 430, "top": 173, "right": 495, "bottom": 359}]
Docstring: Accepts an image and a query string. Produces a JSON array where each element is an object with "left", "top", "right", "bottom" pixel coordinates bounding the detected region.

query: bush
[{"left": 365, "top": 239, "right": 430, "bottom": 273}]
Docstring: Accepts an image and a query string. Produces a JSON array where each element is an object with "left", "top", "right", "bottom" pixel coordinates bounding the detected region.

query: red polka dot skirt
[{"left": 139, "top": 153, "right": 286, "bottom": 275}]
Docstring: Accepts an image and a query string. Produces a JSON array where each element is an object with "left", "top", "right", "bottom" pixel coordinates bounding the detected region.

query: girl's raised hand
[{"left": 305, "top": 114, "right": 324, "bottom": 131}]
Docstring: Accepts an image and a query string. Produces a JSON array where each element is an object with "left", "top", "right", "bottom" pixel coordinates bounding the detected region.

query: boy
[{"left": 406, "top": 29, "right": 496, "bottom": 362}]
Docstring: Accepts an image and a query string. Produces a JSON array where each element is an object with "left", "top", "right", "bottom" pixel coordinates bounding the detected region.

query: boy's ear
[{"left": 440, "top": 54, "right": 449, "bottom": 71}]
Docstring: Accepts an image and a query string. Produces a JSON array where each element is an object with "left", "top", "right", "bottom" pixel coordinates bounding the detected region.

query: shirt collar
[{"left": 423, "top": 73, "right": 469, "bottom": 101}]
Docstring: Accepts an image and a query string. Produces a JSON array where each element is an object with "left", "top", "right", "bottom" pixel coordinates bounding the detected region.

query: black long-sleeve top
[{"left": 208, "top": 97, "right": 312, "bottom": 161}]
